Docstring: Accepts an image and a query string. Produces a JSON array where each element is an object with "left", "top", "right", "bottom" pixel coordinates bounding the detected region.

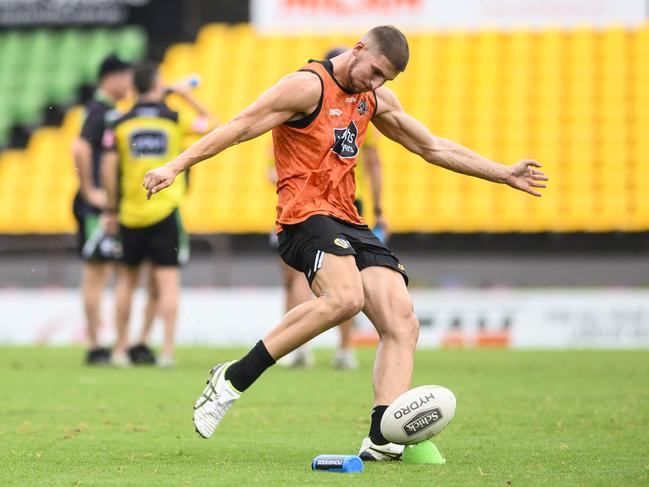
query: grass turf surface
[{"left": 1, "top": 348, "right": 648, "bottom": 486}]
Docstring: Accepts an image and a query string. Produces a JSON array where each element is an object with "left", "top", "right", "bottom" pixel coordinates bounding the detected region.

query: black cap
[
  {"left": 98, "top": 54, "right": 131, "bottom": 79},
  {"left": 325, "top": 47, "right": 347, "bottom": 60}
]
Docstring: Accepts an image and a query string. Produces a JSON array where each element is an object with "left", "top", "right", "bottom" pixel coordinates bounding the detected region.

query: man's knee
[{"left": 328, "top": 285, "right": 365, "bottom": 322}]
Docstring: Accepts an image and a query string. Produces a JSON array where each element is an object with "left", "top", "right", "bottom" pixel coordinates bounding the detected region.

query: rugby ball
[{"left": 380, "top": 385, "right": 456, "bottom": 445}]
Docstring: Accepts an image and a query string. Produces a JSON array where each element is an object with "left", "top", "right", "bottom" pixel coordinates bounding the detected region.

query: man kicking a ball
[{"left": 143, "top": 25, "right": 548, "bottom": 460}]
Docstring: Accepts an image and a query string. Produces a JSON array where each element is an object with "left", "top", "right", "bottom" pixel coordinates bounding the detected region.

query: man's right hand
[
  {"left": 143, "top": 164, "right": 178, "bottom": 200},
  {"left": 101, "top": 212, "right": 118, "bottom": 236}
]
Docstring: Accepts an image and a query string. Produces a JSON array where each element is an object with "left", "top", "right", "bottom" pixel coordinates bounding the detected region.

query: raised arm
[
  {"left": 372, "top": 87, "right": 548, "bottom": 196},
  {"left": 143, "top": 71, "right": 322, "bottom": 199},
  {"left": 168, "top": 84, "right": 220, "bottom": 128}
]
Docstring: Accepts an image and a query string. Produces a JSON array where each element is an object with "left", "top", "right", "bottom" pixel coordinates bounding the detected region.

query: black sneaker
[
  {"left": 86, "top": 347, "right": 112, "bottom": 365},
  {"left": 127, "top": 344, "right": 157, "bottom": 365}
]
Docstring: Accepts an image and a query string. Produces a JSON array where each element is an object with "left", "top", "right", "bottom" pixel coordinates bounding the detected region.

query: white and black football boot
[{"left": 358, "top": 437, "right": 405, "bottom": 461}]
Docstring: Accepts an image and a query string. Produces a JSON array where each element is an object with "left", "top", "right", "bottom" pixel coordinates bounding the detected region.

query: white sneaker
[
  {"left": 331, "top": 349, "right": 359, "bottom": 370},
  {"left": 111, "top": 351, "right": 131, "bottom": 368},
  {"left": 157, "top": 355, "right": 175, "bottom": 368},
  {"left": 193, "top": 361, "right": 241, "bottom": 439},
  {"left": 277, "top": 346, "right": 315, "bottom": 368},
  {"left": 358, "top": 437, "right": 404, "bottom": 461}
]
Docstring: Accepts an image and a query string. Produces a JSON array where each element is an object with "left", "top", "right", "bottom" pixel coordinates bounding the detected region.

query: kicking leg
[
  {"left": 262, "top": 253, "right": 363, "bottom": 358},
  {"left": 193, "top": 253, "right": 364, "bottom": 439},
  {"left": 277, "top": 260, "right": 315, "bottom": 368}
]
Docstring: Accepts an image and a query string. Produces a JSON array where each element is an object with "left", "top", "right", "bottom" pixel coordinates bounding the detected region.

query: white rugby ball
[{"left": 380, "top": 385, "right": 456, "bottom": 445}]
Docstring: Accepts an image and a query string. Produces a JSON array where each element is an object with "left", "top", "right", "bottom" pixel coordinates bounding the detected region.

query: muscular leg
[
  {"left": 278, "top": 260, "right": 314, "bottom": 366},
  {"left": 361, "top": 266, "right": 419, "bottom": 405},
  {"left": 113, "top": 265, "right": 140, "bottom": 355},
  {"left": 81, "top": 261, "right": 112, "bottom": 348},
  {"left": 263, "top": 254, "right": 364, "bottom": 358},
  {"left": 224, "top": 254, "right": 364, "bottom": 394}
]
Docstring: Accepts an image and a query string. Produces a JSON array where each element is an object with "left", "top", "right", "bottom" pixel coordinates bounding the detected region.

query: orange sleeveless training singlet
[{"left": 272, "top": 60, "right": 377, "bottom": 231}]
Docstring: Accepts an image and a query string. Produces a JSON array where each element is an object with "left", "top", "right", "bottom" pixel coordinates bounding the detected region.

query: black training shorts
[
  {"left": 73, "top": 192, "right": 121, "bottom": 262},
  {"left": 277, "top": 214, "right": 408, "bottom": 285},
  {"left": 119, "top": 209, "right": 189, "bottom": 267}
]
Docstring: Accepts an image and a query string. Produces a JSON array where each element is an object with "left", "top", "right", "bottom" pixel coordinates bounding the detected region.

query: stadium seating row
[
  {"left": 0, "top": 27, "right": 146, "bottom": 143},
  {"left": 0, "top": 24, "right": 647, "bottom": 233}
]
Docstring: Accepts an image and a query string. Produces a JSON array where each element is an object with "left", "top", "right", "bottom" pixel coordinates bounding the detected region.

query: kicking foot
[{"left": 193, "top": 361, "right": 240, "bottom": 438}]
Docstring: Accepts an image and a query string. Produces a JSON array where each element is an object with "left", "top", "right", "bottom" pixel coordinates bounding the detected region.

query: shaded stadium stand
[
  {"left": 0, "top": 24, "right": 646, "bottom": 233},
  {"left": 0, "top": 27, "right": 146, "bottom": 145}
]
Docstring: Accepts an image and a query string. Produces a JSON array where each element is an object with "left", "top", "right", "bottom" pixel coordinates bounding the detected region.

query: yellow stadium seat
[{"left": 2, "top": 23, "right": 648, "bottom": 234}]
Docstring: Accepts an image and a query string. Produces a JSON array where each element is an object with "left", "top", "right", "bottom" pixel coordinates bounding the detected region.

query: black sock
[
  {"left": 369, "top": 405, "right": 389, "bottom": 445},
  {"left": 224, "top": 340, "right": 276, "bottom": 392}
]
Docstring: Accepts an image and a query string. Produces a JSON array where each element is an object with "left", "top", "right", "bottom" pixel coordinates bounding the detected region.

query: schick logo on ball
[
  {"left": 402, "top": 407, "right": 443, "bottom": 437},
  {"left": 393, "top": 393, "right": 435, "bottom": 419}
]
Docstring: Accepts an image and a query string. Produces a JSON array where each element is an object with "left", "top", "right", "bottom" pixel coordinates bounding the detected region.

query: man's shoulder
[
  {"left": 282, "top": 69, "right": 323, "bottom": 89},
  {"left": 269, "top": 71, "right": 323, "bottom": 114},
  {"left": 373, "top": 86, "right": 401, "bottom": 117}
]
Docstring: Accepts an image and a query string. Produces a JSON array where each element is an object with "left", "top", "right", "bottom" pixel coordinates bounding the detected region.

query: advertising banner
[
  {"left": 251, "top": 0, "right": 647, "bottom": 34},
  {"left": 1, "top": 288, "right": 648, "bottom": 348}
]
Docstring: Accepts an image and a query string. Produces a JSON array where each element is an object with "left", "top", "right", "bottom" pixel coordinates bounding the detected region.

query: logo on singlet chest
[{"left": 331, "top": 121, "right": 358, "bottom": 159}]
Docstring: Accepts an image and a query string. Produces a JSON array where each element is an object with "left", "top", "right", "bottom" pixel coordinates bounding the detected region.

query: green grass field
[{"left": 1, "top": 347, "right": 648, "bottom": 486}]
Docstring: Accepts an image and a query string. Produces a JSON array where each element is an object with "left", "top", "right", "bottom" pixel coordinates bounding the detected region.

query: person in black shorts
[
  {"left": 143, "top": 25, "right": 547, "bottom": 458},
  {"left": 71, "top": 54, "right": 161, "bottom": 365},
  {"left": 101, "top": 63, "right": 213, "bottom": 367},
  {"left": 278, "top": 215, "right": 403, "bottom": 287}
]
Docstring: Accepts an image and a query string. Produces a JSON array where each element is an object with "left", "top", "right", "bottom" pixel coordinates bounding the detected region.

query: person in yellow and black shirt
[{"left": 101, "top": 63, "right": 215, "bottom": 367}]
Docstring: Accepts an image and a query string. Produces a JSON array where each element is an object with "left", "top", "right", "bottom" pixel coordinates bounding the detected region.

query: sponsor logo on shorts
[
  {"left": 334, "top": 238, "right": 351, "bottom": 249},
  {"left": 402, "top": 407, "right": 443, "bottom": 437}
]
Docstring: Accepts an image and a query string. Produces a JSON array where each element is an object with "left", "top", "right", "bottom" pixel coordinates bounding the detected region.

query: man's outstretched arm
[
  {"left": 372, "top": 87, "right": 548, "bottom": 197},
  {"left": 143, "top": 72, "right": 322, "bottom": 199}
]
